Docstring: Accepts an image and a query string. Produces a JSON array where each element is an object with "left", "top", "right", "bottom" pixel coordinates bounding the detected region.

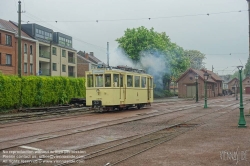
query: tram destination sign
[{"left": 92, "top": 69, "right": 105, "bottom": 74}]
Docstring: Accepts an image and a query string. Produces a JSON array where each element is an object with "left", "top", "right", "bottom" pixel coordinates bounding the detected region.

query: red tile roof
[
  {"left": 0, "top": 19, "right": 33, "bottom": 39},
  {"left": 201, "top": 69, "right": 223, "bottom": 81},
  {"left": 176, "top": 68, "right": 217, "bottom": 83}
]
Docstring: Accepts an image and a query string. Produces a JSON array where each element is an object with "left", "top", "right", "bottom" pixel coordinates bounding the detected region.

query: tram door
[
  {"left": 147, "top": 77, "right": 150, "bottom": 100},
  {"left": 120, "top": 74, "right": 125, "bottom": 102}
]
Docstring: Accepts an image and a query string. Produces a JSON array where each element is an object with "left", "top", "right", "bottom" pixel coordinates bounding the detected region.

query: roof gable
[
  {"left": 201, "top": 69, "right": 223, "bottom": 81},
  {"left": 0, "top": 19, "right": 34, "bottom": 40},
  {"left": 228, "top": 77, "right": 239, "bottom": 84},
  {"left": 176, "top": 68, "right": 215, "bottom": 83}
]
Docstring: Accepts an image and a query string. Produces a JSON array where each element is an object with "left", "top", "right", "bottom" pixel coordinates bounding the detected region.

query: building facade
[
  {"left": 176, "top": 68, "right": 222, "bottom": 98},
  {"left": 77, "top": 51, "right": 102, "bottom": 77},
  {"left": 21, "top": 24, "right": 77, "bottom": 77},
  {"left": 242, "top": 76, "right": 250, "bottom": 94},
  {"left": 0, "top": 19, "right": 36, "bottom": 75}
]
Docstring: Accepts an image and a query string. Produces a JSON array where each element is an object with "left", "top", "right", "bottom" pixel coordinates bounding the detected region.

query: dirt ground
[{"left": 1, "top": 96, "right": 250, "bottom": 166}]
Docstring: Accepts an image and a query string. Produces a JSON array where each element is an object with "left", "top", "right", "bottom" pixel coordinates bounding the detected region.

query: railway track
[
  {"left": 54, "top": 101, "right": 244, "bottom": 166},
  {"left": 1, "top": 100, "right": 245, "bottom": 165},
  {"left": 0, "top": 98, "right": 204, "bottom": 129},
  {"left": 0, "top": 98, "right": 233, "bottom": 151},
  {"left": 0, "top": 107, "right": 93, "bottom": 125},
  {"left": 0, "top": 99, "right": 237, "bottom": 150},
  {"left": 0, "top": 98, "right": 193, "bottom": 126}
]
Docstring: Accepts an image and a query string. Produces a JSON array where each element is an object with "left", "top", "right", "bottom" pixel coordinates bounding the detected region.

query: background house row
[
  {"left": 0, "top": 19, "right": 103, "bottom": 78},
  {"left": 177, "top": 68, "right": 250, "bottom": 98},
  {"left": 176, "top": 68, "right": 223, "bottom": 98}
]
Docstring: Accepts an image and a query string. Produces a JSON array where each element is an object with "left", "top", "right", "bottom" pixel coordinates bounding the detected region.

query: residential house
[
  {"left": 227, "top": 78, "right": 239, "bottom": 94},
  {"left": 219, "top": 75, "right": 231, "bottom": 90},
  {"left": 242, "top": 76, "right": 250, "bottom": 94},
  {"left": 0, "top": 19, "right": 36, "bottom": 75},
  {"left": 77, "top": 51, "right": 102, "bottom": 77},
  {"left": 176, "top": 68, "right": 222, "bottom": 98},
  {"left": 202, "top": 69, "right": 223, "bottom": 96},
  {"left": 21, "top": 24, "right": 77, "bottom": 77}
]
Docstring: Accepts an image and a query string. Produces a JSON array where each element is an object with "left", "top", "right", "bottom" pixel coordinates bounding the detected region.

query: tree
[
  {"left": 244, "top": 57, "right": 250, "bottom": 77},
  {"left": 116, "top": 26, "right": 190, "bottom": 92},
  {"left": 116, "top": 26, "right": 173, "bottom": 62},
  {"left": 184, "top": 50, "right": 206, "bottom": 70},
  {"left": 230, "top": 70, "right": 246, "bottom": 80}
]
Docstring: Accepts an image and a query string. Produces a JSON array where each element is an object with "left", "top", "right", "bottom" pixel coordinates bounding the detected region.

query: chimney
[
  {"left": 90, "top": 52, "right": 94, "bottom": 57},
  {"left": 85, "top": 53, "right": 89, "bottom": 59}
]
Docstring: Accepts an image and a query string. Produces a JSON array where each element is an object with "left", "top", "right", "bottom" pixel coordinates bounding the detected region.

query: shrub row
[{"left": 0, "top": 75, "right": 85, "bottom": 109}]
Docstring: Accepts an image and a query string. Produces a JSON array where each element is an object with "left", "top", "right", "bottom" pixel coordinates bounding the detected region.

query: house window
[
  {"left": 24, "top": 44, "right": 27, "bottom": 53},
  {"left": 30, "top": 64, "right": 33, "bottom": 74},
  {"left": 30, "top": 45, "right": 33, "bottom": 55},
  {"left": 53, "top": 63, "right": 57, "bottom": 71},
  {"left": 52, "top": 47, "right": 57, "bottom": 55},
  {"left": 62, "top": 50, "right": 66, "bottom": 57},
  {"left": 6, "top": 54, "right": 12, "bottom": 65},
  {"left": 24, "top": 63, "right": 27, "bottom": 73},
  {"left": 6, "top": 35, "right": 12, "bottom": 46},
  {"left": 62, "top": 64, "right": 66, "bottom": 72}
]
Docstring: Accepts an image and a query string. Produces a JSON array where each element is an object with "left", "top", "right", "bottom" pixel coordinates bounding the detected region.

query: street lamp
[
  {"left": 195, "top": 74, "right": 199, "bottom": 102},
  {"left": 237, "top": 66, "right": 247, "bottom": 128},
  {"left": 204, "top": 71, "right": 209, "bottom": 108}
]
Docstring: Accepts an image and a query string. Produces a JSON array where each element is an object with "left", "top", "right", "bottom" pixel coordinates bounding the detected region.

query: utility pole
[
  {"left": 18, "top": 0, "right": 22, "bottom": 77},
  {"left": 107, "top": 42, "right": 109, "bottom": 67},
  {"left": 247, "top": 0, "right": 250, "bottom": 58}
]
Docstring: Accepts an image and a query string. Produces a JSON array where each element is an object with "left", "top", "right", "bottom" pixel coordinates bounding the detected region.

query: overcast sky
[{"left": 1, "top": 0, "right": 249, "bottom": 75}]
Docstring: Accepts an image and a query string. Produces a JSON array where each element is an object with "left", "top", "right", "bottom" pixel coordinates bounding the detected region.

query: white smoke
[
  {"left": 140, "top": 50, "right": 171, "bottom": 89},
  {"left": 110, "top": 48, "right": 171, "bottom": 89}
]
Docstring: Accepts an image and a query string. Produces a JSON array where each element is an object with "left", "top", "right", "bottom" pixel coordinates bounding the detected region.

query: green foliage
[
  {"left": 244, "top": 57, "right": 250, "bottom": 77},
  {"left": 154, "top": 88, "right": 174, "bottom": 98},
  {"left": 0, "top": 75, "right": 86, "bottom": 110},
  {"left": 116, "top": 26, "right": 192, "bottom": 93},
  {"left": 230, "top": 70, "right": 246, "bottom": 80},
  {"left": 184, "top": 50, "right": 206, "bottom": 70},
  {"left": 116, "top": 26, "right": 174, "bottom": 62}
]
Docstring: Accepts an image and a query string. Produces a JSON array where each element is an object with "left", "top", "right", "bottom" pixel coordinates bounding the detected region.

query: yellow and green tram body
[{"left": 85, "top": 67, "right": 153, "bottom": 111}]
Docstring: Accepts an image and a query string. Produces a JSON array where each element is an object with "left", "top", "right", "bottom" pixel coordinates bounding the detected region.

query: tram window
[
  {"left": 113, "top": 74, "right": 119, "bottom": 87},
  {"left": 127, "top": 75, "right": 133, "bottom": 87},
  {"left": 95, "top": 75, "right": 103, "bottom": 87},
  {"left": 87, "top": 75, "right": 93, "bottom": 87},
  {"left": 141, "top": 77, "right": 146, "bottom": 88},
  {"left": 135, "top": 76, "right": 140, "bottom": 87},
  {"left": 105, "top": 74, "right": 111, "bottom": 87},
  {"left": 120, "top": 75, "right": 123, "bottom": 87},
  {"left": 150, "top": 78, "right": 153, "bottom": 88}
]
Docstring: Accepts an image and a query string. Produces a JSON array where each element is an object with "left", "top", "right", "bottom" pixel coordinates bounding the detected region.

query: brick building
[
  {"left": 176, "top": 68, "right": 222, "bottom": 98},
  {"left": 227, "top": 78, "right": 239, "bottom": 94},
  {"left": 242, "top": 76, "right": 250, "bottom": 94},
  {"left": 77, "top": 51, "right": 102, "bottom": 77},
  {"left": 0, "top": 19, "right": 36, "bottom": 75}
]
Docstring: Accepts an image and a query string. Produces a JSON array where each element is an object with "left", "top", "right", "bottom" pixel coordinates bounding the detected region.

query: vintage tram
[{"left": 85, "top": 65, "right": 153, "bottom": 111}]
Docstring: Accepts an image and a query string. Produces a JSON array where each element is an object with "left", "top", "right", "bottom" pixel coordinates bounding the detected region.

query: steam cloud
[{"left": 110, "top": 48, "right": 171, "bottom": 89}]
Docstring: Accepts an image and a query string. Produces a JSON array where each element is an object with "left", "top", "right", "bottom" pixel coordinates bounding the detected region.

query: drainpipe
[
  {"left": 50, "top": 41, "right": 52, "bottom": 76},
  {"left": 60, "top": 48, "right": 61, "bottom": 76}
]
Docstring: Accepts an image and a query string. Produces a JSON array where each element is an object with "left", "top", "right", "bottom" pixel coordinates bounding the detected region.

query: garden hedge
[{"left": 0, "top": 74, "right": 85, "bottom": 110}]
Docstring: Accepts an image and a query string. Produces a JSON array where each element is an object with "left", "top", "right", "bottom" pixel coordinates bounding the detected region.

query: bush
[
  {"left": 0, "top": 75, "right": 86, "bottom": 110},
  {"left": 153, "top": 89, "right": 175, "bottom": 98}
]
